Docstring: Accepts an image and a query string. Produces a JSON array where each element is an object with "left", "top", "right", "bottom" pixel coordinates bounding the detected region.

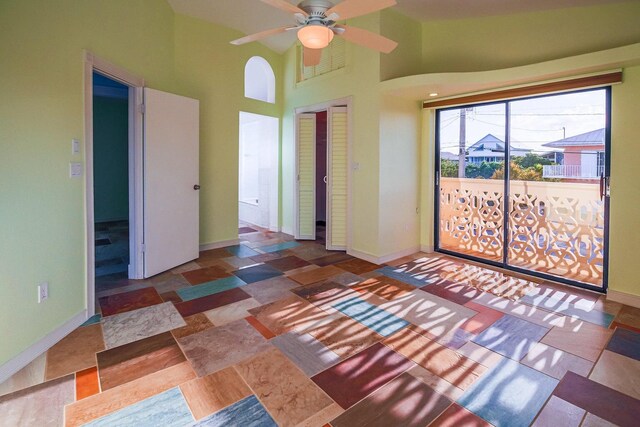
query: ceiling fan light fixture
[{"left": 297, "top": 24, "right": 334, "bottom": 49}]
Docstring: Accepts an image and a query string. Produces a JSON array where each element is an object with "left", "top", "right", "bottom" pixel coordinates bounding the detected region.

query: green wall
[
  {"left": 0, "top": 0, "right": 177, "bottom": 366},
  {"left": 93, "top": 96, "right": 129, "bottom": 223},
  {"left": 421, "top": 1, "right": 640, "bottom": 73},
  {"left": 0, "top": 0, "right": 282, "bottom": 367},
  {"left": 173, "top": 14, "right": 282, "bottom": 247}
]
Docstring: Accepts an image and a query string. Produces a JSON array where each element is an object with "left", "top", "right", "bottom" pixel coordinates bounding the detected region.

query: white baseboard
[
  {"left": 420, "top": 245, "right": 434, "bottom": 253},
  {"left": 0, "top": 309, "right": 87, "bottom": 384},
  {"left": 348, "top": 246, "right": 421, "bottom": 265},
  {"left": 199, "top": 239, "right": 240, "bottom": 252},
  {"left": 607, "top": 289, "right": 640, "bottom": 309}
]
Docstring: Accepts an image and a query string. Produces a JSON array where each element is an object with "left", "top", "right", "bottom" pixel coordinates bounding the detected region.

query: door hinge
[
  {"left": 140, "top": 243, "right": 146, "bottom": 253},
  {"left": 139, "top": 103, "right": 145, "bottom": 114},
  {"left": 435, "top": 171, "right": 440, "bottom": 186}
]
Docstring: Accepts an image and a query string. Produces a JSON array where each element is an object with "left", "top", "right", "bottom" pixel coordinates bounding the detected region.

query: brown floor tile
[
  {"left": 181, "top": 265, "right": 231, "bottom": 285},
  {"left": 423, "top": 283, "right": 477, "bottom": 305},
  {"left": 242, "top": 275, "right": 300, "bottom": 305},
  {"left": 615, "top": 305, "right": 640, "bottom": 330},
  {"left": 236, "top": 348, "right": 333, "bottom": 426},
  {"left": 331, "top": 372, "right": 451, "bottom": 427},
  {"left": 170, "top": 313, "right": 214, "bottom": 339},
  {"left": 307, "top": 315, "right": 383, "bottom": 358},
  {"left": 351, "top": 276, "right": 415, "bottom": 301},
  {"left": 0, "top": 352, "right": 45, "bottom": 398},
  {"left": 311, "top": 342, "right": 415, "bottom": 409},
  {"left": 334, "top": 258, "right": 380, "bottom": 275},
  {"left": 553, "top": 371, "right": 640, "bottom": 427},
  {"left": 0, "top": 374, "right": 74, "bottom": 427},
  {"left": 75, "top": 367, "right": 100, "bottom": 400},
  {"left": 247, "top": 295, "right": 328, "bottom": 335},
  {"left": 461, "top": 301, "right": 504, "bottom": 334},
  {"left": 289, "top": 265, "right": 346, "bottom": 286},
  {"left": 96, "top": 332, "right": 185, "bottom": 391},
  {"left": 245, "top": 315, "right": 276, "bottom": 339},
  {"left": 383, "top": 328, "right": 487, "bottom": 390},
  {"left": 589, "top": 350, "right": 640, "bottom": 400},
  {"left": 308, "top": 253, "right": 354, "bottom": 267},
  {"left": 197, "top": 247, "right": 233, "bottom": 260},
  {"left": 540, "top": 319, "right": 613, "bottom": 362},
  {"left": 98, "top": 287, "right": 163, "bottom": 317},
  {"left": 159, "top": 290, "right": 182, "bottom": 304},
  {"left": 180, "top": 366, "right": 252, "bottom": 420},
  {"left": 174, "top": 287, "right": 251, "bottom": 317},
  {"left": 177, "top": 319, "right": 272, "bottom": 377},
  {"left": 64, "top": 362, "right": 195, "bottom": 427},
  {"left": 430, "top": 403, "right": 493, "bottom": 427},
  {"left": 204, "top": 298, "right": 262, "bottom": 326},
  {"left": 610, "top": 320, "right": 640, "bottom": 333},
  {"left": 265, "top": 255, "right": 311, "bottom": 272},
  {"left": 45, "top": 324, "right": 105, "bottom": 381}
]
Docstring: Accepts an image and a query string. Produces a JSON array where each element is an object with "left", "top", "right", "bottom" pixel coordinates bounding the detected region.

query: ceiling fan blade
[
  {"left": 326, "top": 0, "right": 396, "bottom": 21},
  {"left": 303, "top": 47, "right": 322, "bottom": 67},
  {"left": 335, "top": 25, "right": 398, "bottom": 54},
  {"left": 260, "top": 0, "right": 308, "bottom": 16},
  {"left": 230, "top": 26, "right": 294, "bottom": 45}
]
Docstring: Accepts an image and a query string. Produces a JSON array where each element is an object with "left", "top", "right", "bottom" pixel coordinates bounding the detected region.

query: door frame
[
  {"left": 293, "top": 97, "right": 353, "bottom": 250},
  {"left": 433, "top": 87, "right": 611, "bottom": 293},
  {"left": 83, "top": 52, "right": 145, "bottom": 317}
]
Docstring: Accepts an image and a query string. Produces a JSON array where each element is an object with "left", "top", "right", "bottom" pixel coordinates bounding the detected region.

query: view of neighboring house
[
  {"left": 466, "top": 134, "right": 531, "bottom": 163},
  {"left": 542, "top": 128, "right": 605, "bottom": 180}
]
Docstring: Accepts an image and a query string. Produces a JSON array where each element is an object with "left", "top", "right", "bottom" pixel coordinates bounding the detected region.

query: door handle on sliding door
[{"left": 599, "top": 173, "right": 604, "bottom": 200}]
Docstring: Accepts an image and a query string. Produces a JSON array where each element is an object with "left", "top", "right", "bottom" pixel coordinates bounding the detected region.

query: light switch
[
  {"left": 71, "top": 139, "right": 80, "bottom": 155},
  {"left": 69, "top": 162, "right": 83, "bottom": 178}
]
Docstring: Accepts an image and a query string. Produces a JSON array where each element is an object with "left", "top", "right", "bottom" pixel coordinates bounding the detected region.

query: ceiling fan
[{"left": 230, "top": 0, "right": 398, "bottom": 66}]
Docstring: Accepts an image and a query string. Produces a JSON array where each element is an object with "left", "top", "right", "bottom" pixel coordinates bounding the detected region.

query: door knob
[
  {"left": 323, "top": 176, "right": 328, "bottom": 184},
  {"left": 193, "top": 184, "right": 201, "bottom": 190}
]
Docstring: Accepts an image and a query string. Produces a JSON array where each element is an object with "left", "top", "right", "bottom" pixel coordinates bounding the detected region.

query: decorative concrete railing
[
  {"left": 542, "top": 164, "right": 604, "bottom": 179},
  {"left": 439, "top": 177, "right": 604, "bottom": 286}
]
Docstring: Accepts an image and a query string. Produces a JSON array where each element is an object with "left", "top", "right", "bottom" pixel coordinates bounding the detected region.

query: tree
[
  {"left": 440, "top": 159, "right": 458, "bottom": 177},
  {"left": 514, "top": 153, "right": 553, "bottom": 169},
  {"left": 466, "top": 161, "right": 503, "bottom": 179},
  {"left": 491, "top": 161, "right": 555, "bottom": 181}
]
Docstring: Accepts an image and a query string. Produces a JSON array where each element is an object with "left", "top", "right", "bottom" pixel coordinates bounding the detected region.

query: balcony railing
[
  {"left": 439, "top": 177, "right": 604, "bottom": 286},
  {"left": 543, "top": 164, "right": 604, "bottom": 179}
]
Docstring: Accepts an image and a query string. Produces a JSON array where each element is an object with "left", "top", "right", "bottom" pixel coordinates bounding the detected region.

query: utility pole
[{"left": 458, "top": 109, "right": 466, "bottom": 178}]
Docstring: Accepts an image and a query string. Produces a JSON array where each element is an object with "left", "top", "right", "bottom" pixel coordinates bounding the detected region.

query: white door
[
  {"left": 143, "top": 88, "right": 200, "bottom": 278},
  {"left": 327, "top": 107, "right": 348, "bottom": 250},
  {"left": 296, "top": 113, "right": 316, "bottom": 239}
]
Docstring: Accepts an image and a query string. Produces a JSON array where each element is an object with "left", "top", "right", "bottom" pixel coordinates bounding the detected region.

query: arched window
[{"left": 244, "top": 56, "right": 275, "bottom": 103}]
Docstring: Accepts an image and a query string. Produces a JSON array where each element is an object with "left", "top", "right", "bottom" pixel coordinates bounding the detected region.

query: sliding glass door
[{"left": 436, "top": 88, "right": 609, "bottom": 291}]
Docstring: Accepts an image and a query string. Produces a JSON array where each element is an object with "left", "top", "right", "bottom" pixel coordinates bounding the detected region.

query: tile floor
[{"left": 2, "top": 224, "right": 640, "bottom": 426}]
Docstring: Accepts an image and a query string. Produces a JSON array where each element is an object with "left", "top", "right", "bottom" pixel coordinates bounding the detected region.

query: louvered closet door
[
  {"left": 327, "top": 107, "right": 348, "bottom": 250},
  {"left": 296, "top": 114, "right": 316, "bottom": 239}
]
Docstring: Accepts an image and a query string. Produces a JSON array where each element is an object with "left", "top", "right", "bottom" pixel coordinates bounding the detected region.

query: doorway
[
  {"left": 435, "top": 87, "right": 610, "bottom": 292},
  {"left": 295, "top": 99, "right": 350, "bottom": 251},
  {"left": 92, "top": 73, "right": 131, "bottom": 290},
  {"left": 238, "top": 112, "right": 279, "bottom": 232}
]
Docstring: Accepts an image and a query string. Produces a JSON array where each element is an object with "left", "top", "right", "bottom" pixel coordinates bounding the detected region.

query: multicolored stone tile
[
  {"left": 96, "top": 332, "right": 185, "bottom": 391},
  {"left": 429, "top": 403, "right": 493, "bottom": 427},
  {"left": 330, "top": 372, "right": 451, "bottom": 427},
  {"left": 307, "top": 315, "right": 383, "bottom": 358},
  {"left": 553, "top": 371, "right": 640, "bottom": 427},
  {"left": 311, "top": 342, "right": 415, "bottom": 409},
  {"left": 333, "top": 296, "right": 409, "bottom": 337},
  {"left": 247, "top": 294, "right": 328, "bottom": 335},
  {"left": 351, "top": 276, "right": 415, "bottom": 300},
  {"left": 257, "top": 241, "right": 301, "bottom": 253},
  {"left": 242, "top": 275, "right": 300, "bottom": 305},
  {"left": 225, "top": 244, "right": 261, "bottom": 258},
  {"left": 177, "top": 319, "right": 272, "bottom": 377},
  {"left": 82, "top": 387, "right": 193, "bottom": 427},
  {"left": 540, "top": 319, "right": 613, "bottom": 362},
  {"left": 531, "top": 395, "right": 585, "bottom": 427},
  {"left": 203, "top": 297, "right": 262, "bottom": 326},
  {"left": 176, "top": 275, "right": 247, "bottom": 301},
  {"left": 75, "top": 367, "right": 100, "bottom": 401},
  {"left": 179, "top": 367, "right": 252, "bottom": 420},
  {"left": 289, "top": 265, "right": 346, "bottom": 285},
  {"left": 45, "top": 324, "right": 105, "bottom": 380},
  {"left": 521, "top": 341, "right": 593, "bottom": 380},
  {"left": 308, "top": 252, "right": 354, "bottom": 267},
  {"left": 174, "top": 287, "right": 252, "bottom": 317},
  {"left": 236, "top": 348, "right": 333, "bottom": 425},
  {"left": 272, "top": 331, "right": 341, "bottom": 376},
  {"left": 192, "top": 395, "right": 276, "bottom": 426},
  {"left": 589, "top": 350, "right": 640, "bottom": 400},
  {"left": 170, "top": 313, "right": 214, "bottom": 340},
  {"left": 471, "top": 314, "right": 548, "bottom": 360},
  {"left": 334, "top": 258, "right": 380, "bottom": 275},
  {"left": 265, "top": 255, "right": 311, "bottom": 272},
  {"left": 101, "top": 302, "right": 186, "bottom": 349},
  {"left": 232, "top": 263, "right": 284, "bottom": 284},
  {"left": 458, "top": 358, "right": 558, "bottom": 427},
  {"left": 606, "top": 327, "right": 640, "bottom": 361},
  {"left": 181, "top": 265, "right": 230, "bottom": 285}
]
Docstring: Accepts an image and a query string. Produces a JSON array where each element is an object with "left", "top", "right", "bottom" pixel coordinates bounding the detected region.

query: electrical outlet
[{"left": 38, "top": 282, "right": 49, "bottom": 303}]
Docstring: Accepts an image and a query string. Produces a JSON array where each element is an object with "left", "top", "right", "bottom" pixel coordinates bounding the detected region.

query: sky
[{"left": 439, "top": 89, "right": 607, "bottom": 155}]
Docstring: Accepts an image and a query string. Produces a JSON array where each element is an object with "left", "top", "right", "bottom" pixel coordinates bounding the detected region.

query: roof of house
[
  {"left": 543, "top": 128, "right": 605, "bottom": 148},
  {"left": 440, "top": 152, "right": 459, "bottom": 161},
  {"left": 468, "top": 134, "right": 505, "bottom": 152}
]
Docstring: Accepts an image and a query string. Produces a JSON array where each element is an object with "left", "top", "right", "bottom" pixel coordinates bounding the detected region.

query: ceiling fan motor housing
[{"left": 298, "top": 0, "right": 334, "bottom": 21}]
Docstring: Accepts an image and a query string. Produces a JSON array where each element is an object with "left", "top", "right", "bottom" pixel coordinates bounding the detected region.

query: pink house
[{"left": 542, "top": 128, "right": 605, "bottom": 181}]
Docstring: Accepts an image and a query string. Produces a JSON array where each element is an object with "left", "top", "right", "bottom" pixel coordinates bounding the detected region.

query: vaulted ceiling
[{"left": 167, "top": 0, "right": 632, "bottom": 53}]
